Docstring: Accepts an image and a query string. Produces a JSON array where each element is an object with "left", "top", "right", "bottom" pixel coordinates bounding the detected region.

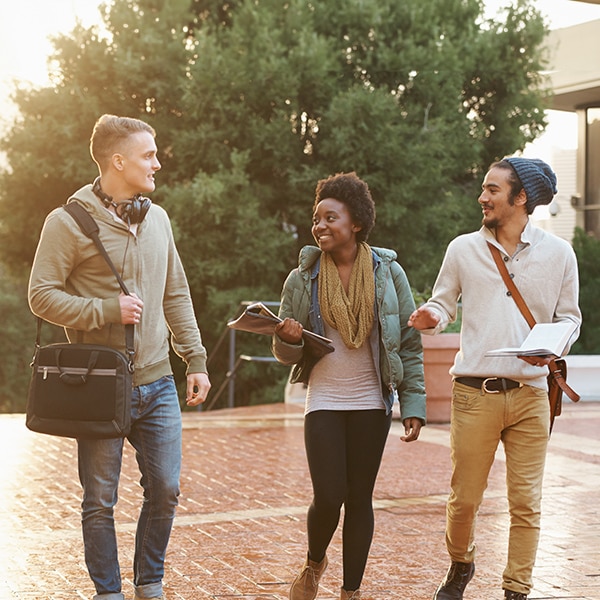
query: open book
[
  {"left": 227, "top": 302, "right": 334, "bottom": 358},
  {"left": 485, "top": 321, "right": 577, "bottom": 358}
]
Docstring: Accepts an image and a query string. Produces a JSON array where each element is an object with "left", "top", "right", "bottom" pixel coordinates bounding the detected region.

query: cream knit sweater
[{"left": 422, "top": 223, "right": 581, "bottom": 390}]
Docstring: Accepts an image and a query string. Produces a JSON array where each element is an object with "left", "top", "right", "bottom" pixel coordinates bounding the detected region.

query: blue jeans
[{"left": 77, "top": 375, "right": 182, "bottom": 600}]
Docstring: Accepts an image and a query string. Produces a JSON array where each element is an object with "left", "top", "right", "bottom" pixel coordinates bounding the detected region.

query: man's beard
[{"left": 482, "top": 214, "right": 498, "bottom": 229}]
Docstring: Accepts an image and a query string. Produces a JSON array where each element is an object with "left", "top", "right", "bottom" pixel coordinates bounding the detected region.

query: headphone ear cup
[
  {"left": 137, "top": 197, "right": 152, "bottom": 222},
  {"left": 117, "top": 197, "right": 152, "bottom": 224},
  {"left": 132, "top": 196, "right": 152, "bottom": 223}
]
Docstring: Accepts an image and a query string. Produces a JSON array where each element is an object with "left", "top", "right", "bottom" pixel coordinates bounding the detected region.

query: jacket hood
[
  {"left": 67, "top": 184, "right": 114, "bottom": 223},
  {"left": 298, "top": 244, "right": 397, "bottom": 273}
]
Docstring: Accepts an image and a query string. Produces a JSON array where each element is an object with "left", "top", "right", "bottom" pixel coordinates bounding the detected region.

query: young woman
[{"left": 272, "top": 172, "right": 426, "bottom": 600}]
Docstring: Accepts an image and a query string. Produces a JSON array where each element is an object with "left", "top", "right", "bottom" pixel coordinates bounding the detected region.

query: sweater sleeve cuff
[
  {"left": 102, "top": 297, "right": 122, "bottom": 325},
  {"left": 421, "top": 305, "right": 449, "bottom": 335},
  {"left": 186, "top": 357, "right": 208, "bottom": 375}
]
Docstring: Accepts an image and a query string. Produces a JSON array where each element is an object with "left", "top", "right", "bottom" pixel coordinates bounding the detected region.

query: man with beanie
[{"left": 408, "top": 157, "right": 581, "bottom": 599}]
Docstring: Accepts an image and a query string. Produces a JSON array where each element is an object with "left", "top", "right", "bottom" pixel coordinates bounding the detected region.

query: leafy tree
[
  {"left": 0, "top": 271, "right": 64, "bottom": 412},
  {"left": 0, "top": 0, "right": 551, "bottom": 411},
  {"left": 0, "top": 275, "right": 37, "bottom": 412}
]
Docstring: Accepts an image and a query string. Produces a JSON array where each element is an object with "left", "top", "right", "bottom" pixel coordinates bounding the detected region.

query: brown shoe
[
  {"left": 289, "top": 554, "right": 328, "bottom": 600},
  {"left": 341, "top": 588, "right": 363, "bottom": 599},
  {"left": 433, "top": 561, "right": 475, "bottom": 599},
  {"left": 504, "top": 590, "right": 528, "bottom": 600}
]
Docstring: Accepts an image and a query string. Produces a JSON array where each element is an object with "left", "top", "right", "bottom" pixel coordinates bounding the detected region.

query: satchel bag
[
  {"left": 26, "top": 202, "right": 135, "bottom": 439},
  {"left": 488, "top": 242, "right": 579, "bottom": 433}
]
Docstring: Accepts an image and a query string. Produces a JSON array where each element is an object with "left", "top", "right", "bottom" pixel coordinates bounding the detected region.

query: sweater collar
[{"left": 479, "top": 219, "right": 542, "bottom": 248}]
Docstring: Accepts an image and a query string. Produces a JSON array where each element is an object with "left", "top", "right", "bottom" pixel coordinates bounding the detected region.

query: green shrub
[{"left": 572, "top": 228, "right": 600, "bottom": 354}]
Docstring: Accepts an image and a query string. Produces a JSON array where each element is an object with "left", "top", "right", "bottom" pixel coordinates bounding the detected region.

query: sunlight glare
[{"left": 0, "top": 0, "right": 103, "bottom": 125}]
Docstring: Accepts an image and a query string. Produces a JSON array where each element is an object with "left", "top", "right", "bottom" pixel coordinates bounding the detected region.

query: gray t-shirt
[{"left": 305, "top": 321, "right": 385, "bottom": 415}]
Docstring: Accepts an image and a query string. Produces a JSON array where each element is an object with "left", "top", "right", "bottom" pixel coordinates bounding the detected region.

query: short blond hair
[{"left": 89, "top": 114, "right": 155, "bottom": 169}]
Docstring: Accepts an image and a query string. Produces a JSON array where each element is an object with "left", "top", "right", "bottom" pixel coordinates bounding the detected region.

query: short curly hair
[{"left": 314, "top": 172, "right": 376, "bottom": 243}]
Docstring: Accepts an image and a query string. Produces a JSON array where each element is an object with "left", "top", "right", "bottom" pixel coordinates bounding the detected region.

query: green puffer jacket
[{"left": 272, "top": 245, "right": 426, "bottom": 423}]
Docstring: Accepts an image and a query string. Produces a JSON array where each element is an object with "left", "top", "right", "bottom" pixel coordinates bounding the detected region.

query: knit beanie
[{"left": 505, "top": 157, "right": 558, "bottom": 212}]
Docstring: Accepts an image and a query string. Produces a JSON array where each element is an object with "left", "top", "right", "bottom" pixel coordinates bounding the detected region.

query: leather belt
[{"left": 454, "top": 376, "right": 523, "bottom": 394}]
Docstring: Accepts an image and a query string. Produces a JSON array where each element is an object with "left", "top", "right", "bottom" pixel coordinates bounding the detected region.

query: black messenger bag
[{"left": 26, "top": 202, "right": 135, "bottom": 439}]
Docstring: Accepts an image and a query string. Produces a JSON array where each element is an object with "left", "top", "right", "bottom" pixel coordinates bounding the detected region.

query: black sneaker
[
  {"left": 504, "top": 590, "right": 527, "bottom": 600},
  {"left": 432, "top": 562, "right": 475, "bottom": 599}
]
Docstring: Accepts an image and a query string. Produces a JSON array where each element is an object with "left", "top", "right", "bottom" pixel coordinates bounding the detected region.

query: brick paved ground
[{"left": 1, "top": 401, "right": 599, "bottom": 600}]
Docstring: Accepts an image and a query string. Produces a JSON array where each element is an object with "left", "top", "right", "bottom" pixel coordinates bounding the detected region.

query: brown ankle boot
[
  {"left": 289, "top": 554, "right": 328, "bottom": 600},
  {"left": 340, "top": 588, "right": 362, "bottom": 599}
]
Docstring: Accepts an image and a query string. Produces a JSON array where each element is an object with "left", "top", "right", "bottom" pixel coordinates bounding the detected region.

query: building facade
[{"left": 547, "top": 0, "right": 600, "bottom": 238}]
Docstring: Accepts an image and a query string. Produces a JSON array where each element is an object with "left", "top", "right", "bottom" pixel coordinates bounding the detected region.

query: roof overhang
[{"left": 546, "top": 18, "right": 600, "bottom": 111}]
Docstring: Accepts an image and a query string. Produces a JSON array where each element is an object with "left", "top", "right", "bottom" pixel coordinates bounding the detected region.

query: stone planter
[{"left": 422, "top": 333, "right": 460, "bottom": 423}]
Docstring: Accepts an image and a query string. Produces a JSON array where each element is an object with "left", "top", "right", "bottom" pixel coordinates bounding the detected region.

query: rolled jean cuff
[{"left": 135, "top": 582, "right": 163, "bottom": 599}]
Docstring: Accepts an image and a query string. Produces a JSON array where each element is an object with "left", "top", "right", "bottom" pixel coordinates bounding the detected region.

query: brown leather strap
[
  {"left": 488, "top": 243, "right": 536, "bottom": 328},
  {"left": 487, "top": 242, "right": 579, "bottom": 403},
  {"left": 548, "top": 358, "right": 580, "bottom": 402}
]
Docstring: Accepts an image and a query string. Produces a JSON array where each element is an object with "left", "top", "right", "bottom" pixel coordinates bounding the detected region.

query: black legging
[{"left": 304, "top": 409, "right": 392, "bottom": 591}]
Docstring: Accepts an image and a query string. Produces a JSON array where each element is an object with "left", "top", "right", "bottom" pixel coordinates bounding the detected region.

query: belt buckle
[{"left": 482, "top": 377, "right": 500, "bottom": 394}]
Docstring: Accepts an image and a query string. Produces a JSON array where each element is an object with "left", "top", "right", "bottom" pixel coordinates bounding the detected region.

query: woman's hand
[
  {"left": 401, "top": 417, "right": 422, "bottom": 442},
  {"left": 274, "top": 318, "right": 304, "bottom": 344}
]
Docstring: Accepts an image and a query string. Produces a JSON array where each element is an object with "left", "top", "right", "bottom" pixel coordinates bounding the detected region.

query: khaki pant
[{"left": 445, "top": 381, "right": 550, "bottom": 595}]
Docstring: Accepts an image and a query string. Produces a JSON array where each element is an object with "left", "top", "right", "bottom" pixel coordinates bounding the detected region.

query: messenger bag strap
[
  {"left": 487, "top": 242, "right": 535, "bottom": 328},
  {"left": 64, "top": 202, "right": 130, "bottom": 295},
  {"left": 62, "top": 202, "right": 135, "bottom": 372},
  {"left": 487, "top": 241, "right": 579, "bottom": 402}
]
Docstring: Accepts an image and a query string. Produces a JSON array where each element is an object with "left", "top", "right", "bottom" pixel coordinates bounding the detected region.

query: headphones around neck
[{"left": 92, "top": 177, "right": 152, "bottom": 225}]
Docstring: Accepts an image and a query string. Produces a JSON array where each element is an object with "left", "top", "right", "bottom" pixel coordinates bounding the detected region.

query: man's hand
[
  {"left": 401, "top": 417, "right": 422, "bottom": 442},
  {"left": 119, "top": 292, "right": 144, "bottom": 325},
  {"left": 186, "top": 372, "right": 211, "bottom": 406},
  {"left": 518, "top": 355, "right": 555, "bottom": 368},
  {"left": 407, "top": 306, "right": 440, "bottom": 331}
]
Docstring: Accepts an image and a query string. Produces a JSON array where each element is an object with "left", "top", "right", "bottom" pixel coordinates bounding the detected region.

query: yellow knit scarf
[{"left": 319, "top": 242, "right": 375, "bottom": 350}]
